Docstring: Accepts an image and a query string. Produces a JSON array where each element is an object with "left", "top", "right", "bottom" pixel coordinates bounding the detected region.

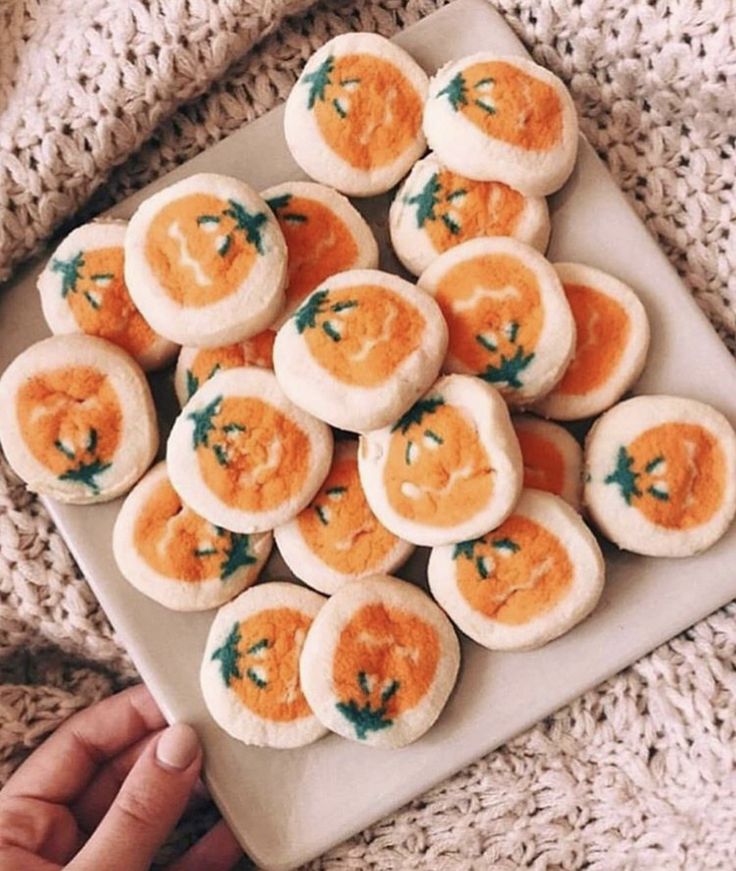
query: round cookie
[
  {"left": 299, "top": 575, "right": 460, "bottom": 748},
  {"left": 201, "top": 581, "right": 327, "bottom": 748},
  {"left": 418, "top": 237, "right": 576, "bottom": 407},
  {"left": 423, "top": 53, "right": 579, "bottom": 196},
  {"left": 174, "top": 333, "right": 274, "bottom": 405},
  {"left": 262, "top": 181, "right": 378, "bottom": 327},
  {"left": 513, "top": 415, "right": 582, "bottom": 511},
  {"left": 37, "top": 221, "right": 178, "bottom": 371},
  {"left": 358, "top": 374, "right": 523, "bottom": 547},
  {"left": 428, "top": 489, "right": 604, "bottom": 650},
  {"left": 273, "top": 269, "right": 448, "bottom": 432},
  {"left": 275, "top": 441, "right": 414, "bottom": 595},
  {"left": 284, "top": 33, "right": 428, "bottom": 196},
  {"left": 584, "top": 395, "right": 736, "bottom": 557},
  {"left": 167, "top": 366, "right": 333, "bottom": 533},
  {"left": 534, "top": 263, "right": 651, "bottom": 421},
  {"left": 390, "top": 153, "right": 550, "bottom": 276},
  {"left": 125, "top": 173, "right": 287, "bottom": 347},
  {"left": 0, "top": 335, "right": 158, "bottom": 504},
  {"left": 113, "top": 462, "right": 273, "bottom": 611}
]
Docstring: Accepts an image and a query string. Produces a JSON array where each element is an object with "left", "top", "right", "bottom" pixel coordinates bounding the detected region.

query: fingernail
[{"left": 155, "top": 723, "right": 200, "bottom": 771}]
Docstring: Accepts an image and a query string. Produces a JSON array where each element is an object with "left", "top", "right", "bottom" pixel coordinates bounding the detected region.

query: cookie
[
  {"left": 174, "top": 333, "right": 274, "bottom": 405},
  {"left": 167, "top": 366, "right": 333, "bottom": 533},
  {"left": 299, "top": 575, "right": 460, "bottom": 748},
  {"left": 534, "top": 263, "right": 651, "bottom": 421},
  {"left": 125, "top": 173, "right": 287, "bottom": 347},
  {"left": 113, "top": 462, "right": 272, "bottom": 611},
  {"left": 358, "top": 374, "right": 523, "bottom": 547},
  {"left": 262, "top": 181, "right": 378, "bottom": 327},
  {"left": 424, "top": 53, "right": 579, "bottom": 196},
  {"left": 37, "top": 221, "right": 178, "bottom": 372},
  {"left": 584, "top": 395, "right": 736, "bottom": 557},
  {"left": 389, "top": 154, "right": 550, "bottom": 276},
  {"left": 0, "top": 335, "right": 157, "bottom": 504},
  {"left": 284, "top": 33, "right": 428, "bottom": 196},
  {"left": 274, "top": 441, "right": 413, "bottom": 595},
  {"left": 273, "top": 269, "right": 448, "bottom": 432},
  {"left": 201, "top": 581, "right": 327, "bottom": 748},
  {"left": 428, "top": 489, "right": 604, "bottom": 650},
  {"left": 418, "top": 237, "right": 575, "bottom": 407},
  {"left": 513, "top": 415, "right": 582, "bottom": 510}
]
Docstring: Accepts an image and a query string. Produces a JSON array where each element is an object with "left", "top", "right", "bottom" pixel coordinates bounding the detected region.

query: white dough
[{"left": 513, "top": 415, "right": 582, "bottom": 510}]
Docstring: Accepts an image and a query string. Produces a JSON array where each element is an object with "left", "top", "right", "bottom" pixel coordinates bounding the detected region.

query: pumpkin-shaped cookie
[{"left": 513, "top": 415, "right": 582, "bottom": 510}]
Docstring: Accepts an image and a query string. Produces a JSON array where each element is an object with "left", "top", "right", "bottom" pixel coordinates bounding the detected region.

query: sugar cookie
[
  {"left": 284, "top": 33, "right": 428, "bottom": 196},
  {"left": 513, "top": 415, "right": 582, "bottom": 510},
  {"left": 37, "top": 221, "right": 178, "bottom": 371},
  {"left": 174, "top": 333, "right": 274, "bottom": 406},
  {"left": 358, "top": 374, "right": 523, "bottom": 547},
  {"left": 273, "top": 269, "right": 448, "bottom": 432},
  {"left": 167, "top": 367, "right": 332, "bottom": 533},
  {"left": 299, "top": 575, "right": 459, "bottom": 748},
  {"left": 418, "top": 237, "right": 575, "bottom": 407},
  {"left": 262, "top": 181, "right": 378, "bottom": 327},
  {"left": 584, "top": 395, "right": 736, "bottom": 557},
  {"left": 125, "top": 173, "right": 286, "bottom": 347},
  {"left": 534, "top": 263, "right": 650, "bottom": 420},
  {"left": 0, "top": 335, "right": 157, "bottom": 504},
  {"left": 274, "top": 441, "right": 413, "bottom": 594},
  {"left": 424, "top": 54, "right": 579, "bottom": 196},
  {"left": 113, "top": 462, "right": 272, "bottom": 611},
  {"left": 390, "top": 154, "right": 550, "bottom": 276},
  {"left": 201, "top": 581, "right": 327, "bottom": 748},
  {"left": 428, "top": 489, "right": 604, "bottom": 650}
]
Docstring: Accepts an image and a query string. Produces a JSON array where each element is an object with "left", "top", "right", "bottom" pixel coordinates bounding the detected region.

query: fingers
[
  {"left": 67, "top": 723, "right": 202, "bottom": 871},
  {"left": 3, "top": 685, "right": 165, "bottom": 805},
  {"left": 168, "top": 819, "right": 242, "bottom": 871},
  {"left": 0, "top": 795, "right": 82, "bottom": 865}
]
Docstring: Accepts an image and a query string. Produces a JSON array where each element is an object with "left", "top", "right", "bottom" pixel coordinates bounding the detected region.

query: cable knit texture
[{"left": 1, "top": 1, "right": 735, "bottom": 868}]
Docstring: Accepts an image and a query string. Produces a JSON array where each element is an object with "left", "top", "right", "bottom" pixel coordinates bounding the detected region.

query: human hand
[{"left": 0, "top": 684, "right": 242, "bottom": 871}]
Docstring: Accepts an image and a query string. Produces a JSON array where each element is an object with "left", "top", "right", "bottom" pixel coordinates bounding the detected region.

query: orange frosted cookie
[
  {"left": 167, "top": 367, "right": 333, "bottom": 533},
  {"left": 424, "top": 53, "right": 579, "bottom": 196},
  {"left": 418, "top": 237, "right": 576, "bottom": 407},
  {"left": 174, "top": 333, "right": 275, "bottom": 405},
  {"left": 273, "top": 269, "right": 448, "bottom": 432},
  {"left": 584, "top": 395, "right": 736, "bottom": 557},
  {"left": 535, "top": 263, "right": 651, "bottom": 420},
  {"left": 428, "top": 489, "right": 604, "bottom": 650},
  {"left": 275, "top": 441, "right": 413, "bottom": 594},
  {"left": 125, "top": 173, "right": 287, "bottom": 347},
  {"left": 262, "top": 181, "right": 378, "bottom": 327},
  {"left": 513, "top": 415, "right": 582, "bottom": 510},
  {"left": 358, "top": 374, "right": 523, "bottom": 547},
  {"left": 390, "top": 154, "right": 550, "bottom": 276},
  {"left": 37, "top": 221, "right": 178, "bottom": 371},
  {"left": 201, "top": 582, "right": 327, "bottom": 748},
  {"left": 299, "top": 575, "right": 460, "bottom": 748},
  {"left": 113, "top": 462, "right": 272, "bottom": 611},
  {"left": 284, "top": 33, "right": 428, "bottom": 196},
  {"left": 0, "top": 335, "right": 157, "bottom": 504}
]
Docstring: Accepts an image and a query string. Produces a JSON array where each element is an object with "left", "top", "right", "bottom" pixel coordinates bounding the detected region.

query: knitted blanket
[{"left": 1, "top": 1, "right": 735, "bottom": 867}]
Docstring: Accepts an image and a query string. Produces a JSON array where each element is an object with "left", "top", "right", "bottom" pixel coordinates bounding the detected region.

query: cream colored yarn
[{"left": 1, "top": 1, "right": 735, "bottom": 868}]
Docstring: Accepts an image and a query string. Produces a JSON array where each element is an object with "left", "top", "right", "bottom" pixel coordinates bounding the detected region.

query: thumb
[{"left": 69, "top": 723, "right": 202, "bottom": 871}]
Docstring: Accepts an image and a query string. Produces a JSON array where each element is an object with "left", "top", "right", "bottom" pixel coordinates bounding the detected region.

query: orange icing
[
  {"left": 516, "top": 428, "right": 566, "bottom": 497},
  {"left": 455, "top": 515, "right": 573, "bottom": 624},
  {"left": 192, "top": 395, "right": 310, "bottom": 511},
  {"left": 556, "top": 283, "right": 630, "bottom": 395},
  {"left": 305, "top": 53, "right": 422, "bottom": 169},
  {"left": 384, "top": 398, "right": 493, "bottom": 527},
  {"left": 185, "top": 334, "right": 274, "bottom": 399},
  {"left": 146, "top": 193, "right": 267, "bottom": 306},
  {"left": 16, "top": 366, "right": 121, "bottom": 493},
  {"left": 439, "top": 61, "right": 563, "bottom": 151},
  {"left": 296, "top": 285, "right": 425, "bottom": 387},
  {"left": 297, "top": 451, "right": 399, "bottom": 574}
]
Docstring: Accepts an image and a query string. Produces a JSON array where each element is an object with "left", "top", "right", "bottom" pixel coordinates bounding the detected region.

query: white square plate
[{"left": 1, "top": 2, "right": 735, "bottom": 868}]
